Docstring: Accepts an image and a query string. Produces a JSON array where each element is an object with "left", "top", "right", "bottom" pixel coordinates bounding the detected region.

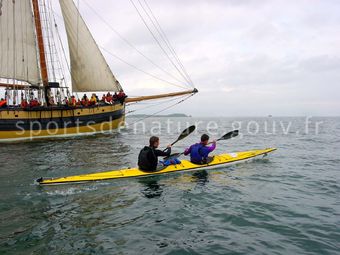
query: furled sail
[
  {"left": 0, "top": 0, "right": 40, "bottom": 84},
  {"left": 59, "top": 0, "right": 122, "bottom": 93}
]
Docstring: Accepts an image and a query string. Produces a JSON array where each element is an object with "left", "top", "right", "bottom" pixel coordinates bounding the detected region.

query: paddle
[
  {"left": 210, "top": 129, "right": 239, "bottom": 143},
  {"left": 162, "top": 125, "right": 196, "bottom": 152},
  {"left": 164, "top": 129, "right": 239, "bottom": 160}
]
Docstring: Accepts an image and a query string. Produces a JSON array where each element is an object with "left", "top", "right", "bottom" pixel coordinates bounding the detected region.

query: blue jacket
[{"left": 184, "top": 142, "right": 216, "bottom": 164}]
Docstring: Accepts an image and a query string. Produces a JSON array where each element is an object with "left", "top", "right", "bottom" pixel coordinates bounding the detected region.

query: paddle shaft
[{"left": 164, "top": 130, "right": 239, "bottom": 159}]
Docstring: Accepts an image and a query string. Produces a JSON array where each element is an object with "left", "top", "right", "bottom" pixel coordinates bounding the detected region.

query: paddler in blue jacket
[
  {"left": 184, "top": 134, "right": 216, "bottom": 164},
  {"left": 138, "top": 136, "right": 172, "bottom": 172}
]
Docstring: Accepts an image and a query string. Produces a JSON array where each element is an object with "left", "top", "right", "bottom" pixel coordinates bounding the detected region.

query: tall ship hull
[{"left": 0, "top": 103, "right": 125, "bottom": 142}]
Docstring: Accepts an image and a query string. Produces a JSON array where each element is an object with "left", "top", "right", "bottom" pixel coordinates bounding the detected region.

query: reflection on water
[
  {"left": 139, "top": 170, "right": 211, "bottom": 199},
  {"left": 139, "top": 177, "right": 164, "bottom": 198},
  {"left": 191, "top": 170, "right": 209, "bottom": 186}
]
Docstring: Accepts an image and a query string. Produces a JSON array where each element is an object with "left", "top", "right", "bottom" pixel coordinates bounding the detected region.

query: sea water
[{"left": 0, "top": 117, "right": 339, "bottom": 255}]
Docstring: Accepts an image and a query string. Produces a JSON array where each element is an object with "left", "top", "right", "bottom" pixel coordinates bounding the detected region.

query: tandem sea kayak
[{"left": 37, "top": 148, "right": 276, "bottom": 185}]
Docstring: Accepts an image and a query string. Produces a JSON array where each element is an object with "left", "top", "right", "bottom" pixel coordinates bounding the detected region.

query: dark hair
[
  {"left": 201, "top": 134, "right": 209, "bottom": 142},
  {"left": 149, "top": 136, "right": 159, "bottom": 146}
]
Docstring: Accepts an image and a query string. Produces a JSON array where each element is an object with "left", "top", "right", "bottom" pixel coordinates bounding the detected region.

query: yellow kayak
[{"left": 37, "top": 148, "right": 276, "bottom": 185}]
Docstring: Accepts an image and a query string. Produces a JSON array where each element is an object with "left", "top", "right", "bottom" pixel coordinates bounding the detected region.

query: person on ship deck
[
  {"left": 50, "top": 97, "right": 55, "bottom": 106},
  {"left": 81, "top": 94, "right": 89, "bottom": 106},
  {"left": 184, "top": 134, "right": 216, "bottom": 164},
  {"left": 112, "top": 92, "right": 118, "bottom": 102},
  {"left": 63, "top": 97, "right": 69, "bottom": 106},
  {"left": 76, "top": 99, "right": 82, "bottom": 106},
  {"left": 69, "top": 95, "right": 76, "bottom": 107},
  {"left": 105, "top": 92, "right": 112, "bottom": 104},
  {"left": 117, "top": 91, "right": 127, "bottom": 104},
  {"left": 29, "top": 98, "right": 40, "bottom": 108},
  {"left": 89, "top": 93, "right": 97, "bottom": 106},
  {"left": 0, "top": 98, "right": 7, "bottom": 108},
  {"left": 21, "top": 99, "right": 28, "bottom": 108}
]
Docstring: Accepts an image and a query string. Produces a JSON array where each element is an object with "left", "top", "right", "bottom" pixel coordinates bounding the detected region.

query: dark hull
[{"left": 0, "top": 103, "right": 125, "bottom": 142}]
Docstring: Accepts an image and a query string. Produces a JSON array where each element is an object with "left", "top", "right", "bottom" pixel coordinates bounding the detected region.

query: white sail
[
  {"left": 59, "top": 0, "right": 122, "bottom": 92},
  {"left": 0, "top": 0, "right": 40, "bottom": 84}
]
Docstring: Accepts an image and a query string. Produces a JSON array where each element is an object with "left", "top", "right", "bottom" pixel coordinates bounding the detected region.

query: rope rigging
[
  {"left": 126, "top": 93, "right": 195, "bottom": 126},
  {"left": 40, "top": 0, "right": 56, "bottom": 81},
  {"left": 100, "top": 47, "right": 188, "bottom": 90},
  {"left": 82, "top": 0, "right": 187, "bottom": 87},
  {"left": 129, "top": 0, "right": 193, "bottom": 88},
  {"left": 137, "top": 0, "right": 195, "bottom": 88},
  {"left": 50, "top": 5, "right": 189, "bottom": 91},
  {"left": 126, "top": 93, "right": 189, "bottom": 114}
]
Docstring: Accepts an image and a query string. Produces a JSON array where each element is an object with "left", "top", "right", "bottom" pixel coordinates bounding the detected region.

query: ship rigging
[{"left": 0, "top": 0, "right": 197, "bottom": 142}]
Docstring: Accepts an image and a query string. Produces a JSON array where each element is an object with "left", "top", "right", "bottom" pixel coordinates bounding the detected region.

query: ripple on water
[{"left": 1, "top": 117, "right": 340, "bottom": 254}]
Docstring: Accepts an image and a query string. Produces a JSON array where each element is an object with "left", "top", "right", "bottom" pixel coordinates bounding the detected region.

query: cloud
[{"left": 3, "top": 0, "right": 339, "bottom": 116}]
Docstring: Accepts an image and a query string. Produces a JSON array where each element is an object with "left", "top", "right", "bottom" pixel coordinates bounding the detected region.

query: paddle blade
[
  {"left": 172, "top": 125, "right": 196, "bottom": 146},
  {"left": 218, "top": 130, "right": 239, "bottom": 141}
]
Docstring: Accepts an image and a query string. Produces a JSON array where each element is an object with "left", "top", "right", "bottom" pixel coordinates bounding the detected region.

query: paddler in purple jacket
[{"left": 184, "top": 134, "right": 216, "bottom": 164}]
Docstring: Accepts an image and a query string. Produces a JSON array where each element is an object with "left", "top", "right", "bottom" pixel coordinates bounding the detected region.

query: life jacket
[
  {"left": 106, "top": 96, "right": 112, "bottom": 102},
  {"left": 138, "top": 146, "right": 156, "bottom": 171},
  {"left": 190, "top": 143, "right": 206, "bottom": 164},
  {"left": 71, "top": 97, "right": 76, "bottom": 106},
  {"left": 21, "top": 100, "right": 28, "bottom": 108},
  {"left": 0, "top": 100, "right": 7, "bottom": 107},
  {"left": 30, "top": 100, "right": 39, "bottom": 107}
]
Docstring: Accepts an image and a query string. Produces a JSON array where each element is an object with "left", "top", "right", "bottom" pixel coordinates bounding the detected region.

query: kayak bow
[{"left": 37, "top": 148, "right": 276, "bottom": 185}]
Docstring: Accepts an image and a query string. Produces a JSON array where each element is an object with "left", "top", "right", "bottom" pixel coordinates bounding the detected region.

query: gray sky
[{"left": 5, "top": 0, "right": 340, "bottom": 117}]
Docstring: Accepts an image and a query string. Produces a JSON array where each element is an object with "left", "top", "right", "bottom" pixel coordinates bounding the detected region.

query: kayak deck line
[{"left": 37, "top": 148, "right": 276, "bottom": 185}]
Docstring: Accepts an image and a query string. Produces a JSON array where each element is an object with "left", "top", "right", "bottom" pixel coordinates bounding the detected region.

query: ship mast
[{"left": 32, "top": 0, "right": 50, "bottom": 105}]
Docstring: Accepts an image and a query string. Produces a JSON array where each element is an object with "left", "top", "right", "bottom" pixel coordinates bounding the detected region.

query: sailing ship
[{"left": 0, "top": 0, "right": 197, "bottom": 142}]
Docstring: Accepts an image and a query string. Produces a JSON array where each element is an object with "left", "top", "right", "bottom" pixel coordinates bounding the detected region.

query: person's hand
[
  {"left": 212, "top": 139, "right": 217, "bottom": 143},
  {"left": 167, "top": 144, "right": 172, "bottom": 148}
]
